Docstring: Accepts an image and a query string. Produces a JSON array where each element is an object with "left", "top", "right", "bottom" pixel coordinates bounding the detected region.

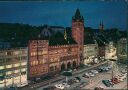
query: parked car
[
  {"left": 111, "top": 77, "right": 120, "bottom": 84},
  {"left": 68, "top": 79, "right": 74, "bottom": 85},
  {"left": 98, "top": 67, "right": 109, "bottom": 72},
  {"left": 73, "top": 78, "right": 79, "bottom": 83},
  {"left": 90, "top": 70, "right": 98, "bottom": 74},
  {"left": 82, "top": 73, "right": 90, "bottom": 78},
  {"left": 75, "top": 77, "right": 81, "bottom": 81},
  {"left": 97, "top": 68, "right": 104, "bottom": 73},
  {"left": 115, "top": 73, "right": 127, "bottom": 82},
  {"left": 55, "top": 83, "right": 64, "bottom": 89},
  {"left": 102, "top": 80, "right": 113, "bottom": 87},
  {"left": 88, "top": 72, "right": 95, "bottom": 77}
]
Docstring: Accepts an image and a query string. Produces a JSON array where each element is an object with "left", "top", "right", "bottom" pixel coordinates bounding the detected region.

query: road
[
  {"left": 38, "top": 60, "right": 127, "bottom": 90},
  {"left": 82, "top": 61, "right": 127, "bottom": 89},
  {"left": 37, "top": 61, "right": 109, "bottom": 90},
  {"left": 83, "top": 70, "right": 127, "bottom": 89},
  {"left": 19, "top": 60, "right": 127, "bottom": 90}
]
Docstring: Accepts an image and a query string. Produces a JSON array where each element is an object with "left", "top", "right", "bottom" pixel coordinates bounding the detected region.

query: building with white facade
[
  {"left": 0, "top": 47, "right": 28, "bottom": 89},
  {"left": 117, "top": 38, "right": 127, "bottom": 60},
  {"left": 105, "top": 41, "right": 117, "bottom": 60},
  {"left": 83, "top": 42, "right": 99, "bottom": 65}
]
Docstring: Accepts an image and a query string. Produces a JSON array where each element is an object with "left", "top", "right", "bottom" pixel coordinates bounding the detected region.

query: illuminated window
[
  {"left": 13, "top": 51, "right": 20, "bottom": 55},
  {"left": 6, "top": 51, "right": 12, "bottom": 56},
  {"left": 50, "top": 58, "right": 54, "bottom": 62},
  {"left": 21, "top": 68, "right": 26, "bottom": 72},
  {"left": 39, "top": 59, "right": 45, "bottom": 64},
  {"left": 35, "top": 60, "right": 38, "bottom": 65},
  {"left": 14, "top": 70, "right": 19, "bottom": 73},
  {"left": 33, "top": 61, "right": 36, "bottom": 66},
  {"left": 21, "top": 62, "right": 27, "bottom": 66},
  {"left": 13, "top": 63, "right": 20, "bottom": 67},
  {"left": 30, "top": 62, "right": 33, "bottom": 66},
  {"left": 41, "top": 51, "right": 47, "bottom": 54},
  {"left": 6, "top": 71, "right": 12, "bottom": 75},
  {"left": 0, "top": 66, "right": 4, "bottom": 70},
  {"left": 6, "top": 64, "right": 12, "bottom": 68},
  {"left": 41, "top": 67, "right": 47, "bottom": 73},
  {"left": 38, "top": 51, "right": 42, "bottom": 55},
  {"left": 31, "top": 52, "right": 36, "bottom": 56}
]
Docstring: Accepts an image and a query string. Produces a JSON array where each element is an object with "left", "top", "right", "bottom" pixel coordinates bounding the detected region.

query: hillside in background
[{"left": 0, "top": 23, "right": 126, "bottom": 47}]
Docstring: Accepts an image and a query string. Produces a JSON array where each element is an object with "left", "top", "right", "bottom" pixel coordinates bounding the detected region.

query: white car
[
  {"left": 88, "top": 72, "right": 95, "bottom": 77},
  {"left": 73, "top": 78, "right": 79, "bottom": 83},
  {"left": 90, "top": 70, "right": 98, "bottom": 74},
  {"left": 85, "top": 73, "right": 90, "bottom": 76},
  {"left": 55, "top": 84, "right": 64, "bottom": 89}
]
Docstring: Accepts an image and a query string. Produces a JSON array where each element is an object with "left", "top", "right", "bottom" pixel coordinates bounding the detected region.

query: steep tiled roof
[{"left": 49, "top": 31, "right": 77, "bottom": 46}]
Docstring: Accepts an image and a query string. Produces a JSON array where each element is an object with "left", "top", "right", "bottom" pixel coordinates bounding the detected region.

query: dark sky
[{"left": 0, "top": 1, "right": 127, "bottom": 30}]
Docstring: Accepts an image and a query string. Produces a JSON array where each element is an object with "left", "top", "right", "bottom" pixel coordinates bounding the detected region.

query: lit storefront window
[
  {"left": 13, "top": 51, "right": 20, "bottom": 55},
  {"left": 0, "top": 66, "right": 4, "bottom": 70},
  {"left": 6, "top": 71, "right": 12, "bottom": 75},
  {"left": 13, "top": 63, "right": 20, "bottom": 67},
  {"left": 21, "top": 62, "right": 27, "bottom": 66},
  {"left": 6, "top": 64, "right": 12, "bottom": 68},
  {"left": 14, "top": 70, "right": 19, "bottom": 73},
  {"left": 21, "top": 68, "right": 26, "bottom": 72}
]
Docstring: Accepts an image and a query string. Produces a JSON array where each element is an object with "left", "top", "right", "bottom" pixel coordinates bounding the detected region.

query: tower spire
[
  {"left": 99, "top": 20, "right": 104, "bottom": 32},
  {"left": 72, "top": 8, "right": 83, "bottom": 21}
]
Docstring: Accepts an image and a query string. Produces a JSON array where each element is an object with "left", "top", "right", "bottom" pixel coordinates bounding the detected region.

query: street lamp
[{"left": 62, "top": 70, "right": 72, "bottom": 83}]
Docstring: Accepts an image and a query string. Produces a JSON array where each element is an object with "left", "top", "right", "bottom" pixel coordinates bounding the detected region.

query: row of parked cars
[
  {"left": 82, "top": 66, "right": 111, "bottom": 79},
  {"left": 54, "top": 65, "right": 112, "bottom": 89},
  {"left": 54, "top": 76, "right": 82, "bottom": 89},
  {"left": 102, "top": 73, "right": 127, "bottom": 87}
]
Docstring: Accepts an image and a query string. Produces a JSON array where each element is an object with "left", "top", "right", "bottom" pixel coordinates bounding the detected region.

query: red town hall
[{"left": 28, "top": 9, "right": 84, "bottom": 81}]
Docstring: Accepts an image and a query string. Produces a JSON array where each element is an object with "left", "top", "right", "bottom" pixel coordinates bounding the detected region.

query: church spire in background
[{"left": 99, "top": 20, "right": 104, "bottom": 32}]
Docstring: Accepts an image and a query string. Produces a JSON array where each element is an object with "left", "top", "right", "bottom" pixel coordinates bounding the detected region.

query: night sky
[{"left": 0, "top": 1, "right": 127, "bottom": 30}]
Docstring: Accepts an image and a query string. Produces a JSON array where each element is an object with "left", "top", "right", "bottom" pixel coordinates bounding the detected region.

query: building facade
[
  {"left": 0, "top": 47, "right": 28, "bottom": 88},
  {"left": 72, "top": 9, "right": 84, "bottom": 62},
  {"left": 28, "top": 9, "right": 84, "bottom": 81},
  {"left": 105, "top": 41, "right": 117, "bottom": 60},
  {"left": 117, "top": 38, "right": 127, "bottom": 60},
  {"left": 83, "top": 43, "right": 98, "bottom": 64}
]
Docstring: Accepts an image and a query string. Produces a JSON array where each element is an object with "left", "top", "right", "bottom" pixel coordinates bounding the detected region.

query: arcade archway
[
  {"left": 73, "top": 61, "right": 77, "bottom": 69},
  {"left": 61, "top": 63, "right": 66, "bottom": 71},
  {"left": 67, "top": 62, "right": 72, "bottom": 69}
]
